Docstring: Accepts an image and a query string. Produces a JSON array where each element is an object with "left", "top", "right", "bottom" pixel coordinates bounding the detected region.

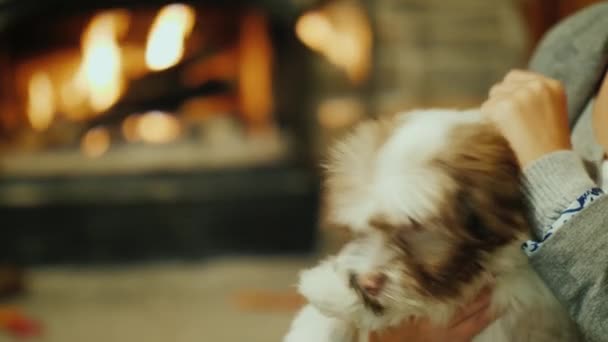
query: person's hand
[
  {"left": 369, "top": 288, "right": 497, "bottom": 342},
  {"left": 592, "top": 71, "right": 608, "bottom": 155},
  {"left": 481, "top": 70, "right": 572, "bottom": 168}
]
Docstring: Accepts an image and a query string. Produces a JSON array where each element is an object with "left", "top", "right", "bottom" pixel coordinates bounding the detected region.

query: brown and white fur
[{"left": 284, "top": 109, "right": 580, "bottom": 342}]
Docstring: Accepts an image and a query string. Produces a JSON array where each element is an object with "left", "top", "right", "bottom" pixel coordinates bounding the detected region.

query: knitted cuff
[{"left": 522, "top": 150, "right": 597, "bottom": 237}]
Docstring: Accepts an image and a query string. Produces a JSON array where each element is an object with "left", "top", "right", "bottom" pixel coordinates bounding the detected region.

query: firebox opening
[{"left": 0, "top": 3, "right": 310, "bottom": 176}]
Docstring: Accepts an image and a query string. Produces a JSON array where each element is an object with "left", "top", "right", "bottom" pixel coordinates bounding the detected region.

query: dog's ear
[
  {"left": 393, "top": 123, "right": 531, "bottom": 300},
  {"left": 433, "top": 122, "right": 529, "bottom": 248}
]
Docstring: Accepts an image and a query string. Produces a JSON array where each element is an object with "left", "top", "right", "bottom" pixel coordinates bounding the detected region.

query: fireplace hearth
[{"left": 0, "top": 0, "right": 321, "bottom": 264}]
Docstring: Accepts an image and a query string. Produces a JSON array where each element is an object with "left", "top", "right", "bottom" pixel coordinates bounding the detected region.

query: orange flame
[
  {"left": 295, "top": 2, "right": 372, "bottom": 84},
  {"left": 77, "top": 11, "right": 130, "bottom": 113},
  {"left": 81, "top": 126, "right": 111, "bottom": 158},
  {"left": 295, "top": 12, "right": 333, "bottom": 52},
  {"left": 26, "top": 72, "right": 55, "bottom": 131},
  {"left": 121, "top": 114, "right": 141, "bottom": 142},
  {"left": 239, "top": 13, "right": 273, "bottom": 130},
  {"left": 145, "top": 4, "right": 196, "bottom": 71},
  {"left": 136, "top": 111, "right": 181, "bottom": 144}
]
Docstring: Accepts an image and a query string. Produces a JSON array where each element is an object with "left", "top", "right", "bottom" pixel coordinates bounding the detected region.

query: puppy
[{"left": 284, "top": 109, "right": 580, "bottom": 342}]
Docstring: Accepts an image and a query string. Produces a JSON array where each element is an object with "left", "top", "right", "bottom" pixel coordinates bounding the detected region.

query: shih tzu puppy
[{"left": 284, "top": 109, "right": 580, "bottom": 342}]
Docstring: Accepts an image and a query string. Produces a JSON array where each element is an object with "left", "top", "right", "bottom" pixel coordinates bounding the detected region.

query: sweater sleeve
[
  {"left": 522, "top": 150, "right": 608, "bottom": 341},
  {"left": 522, "top": 150, "right": 597, "bottom": 235}
]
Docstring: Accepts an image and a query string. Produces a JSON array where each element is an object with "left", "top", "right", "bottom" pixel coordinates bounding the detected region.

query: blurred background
[{"left": 0, "top": 0, "right": 602, "bottom": 340}]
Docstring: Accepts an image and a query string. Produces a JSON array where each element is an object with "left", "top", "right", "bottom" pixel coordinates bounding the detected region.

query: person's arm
[
  {"left": 525, "top": 181, "right": 608, "bottom": 342},
  {"left": 482, "top": 70, "right": 608, "bottom": 341}
]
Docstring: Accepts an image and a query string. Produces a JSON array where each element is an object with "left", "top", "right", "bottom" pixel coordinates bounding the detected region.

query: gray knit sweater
[{"left": 524, "top": 3, "right": 608, "bottom": 341}]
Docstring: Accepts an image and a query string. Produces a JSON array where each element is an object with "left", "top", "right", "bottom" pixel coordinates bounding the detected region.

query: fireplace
[
  {"left": 0, "top": 0, "right": 530, "bottom": 264},
  {"left": 0, "top": 0, "right": 321, "bottom": 264}
]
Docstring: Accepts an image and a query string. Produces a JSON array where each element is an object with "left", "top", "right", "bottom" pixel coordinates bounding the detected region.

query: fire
[
  {"left": 121, "top": 111, "right": 182, "bottom": 144},
  {"left": 239, "top": 13, "right": 273, "bottom": 130},
  {"left": 145, "top": 4, "right": 196, "bottom": 71},
  {"left": 81, "top": 126, "right": 111, "bottom": 158},
  {"left": 294, "top": 12, "right": 333, "bottom": 53},
  {"left": 121, "top": 114, "right": 141, "bottom": 142},
  {"left": 136, "top": 111, "right": 181, "bottom": 144},
  {"left": 26, "top": 72, "right": 55, "bottom": 131},
  {"left": 295, "top": 2, "right": 372, "bottom": 84},
  {"left": 78, "top": 11, "right": 130, "bottom": 113}
]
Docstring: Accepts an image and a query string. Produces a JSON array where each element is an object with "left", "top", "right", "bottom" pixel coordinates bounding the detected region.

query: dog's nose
[{"left": 358, "top": 273, "right": 387, "bottom": 297}]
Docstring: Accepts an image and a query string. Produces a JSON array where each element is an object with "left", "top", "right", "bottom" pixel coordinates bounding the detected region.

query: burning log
[
  {"left": 87, "top": 80, "right": 233, "bottom": 128},
  {"left": 87, "top": 46, "right": 236, "bottom": 128}
]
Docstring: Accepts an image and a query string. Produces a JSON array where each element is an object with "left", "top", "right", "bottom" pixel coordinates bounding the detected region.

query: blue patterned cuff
[{"left": 522, "top": 187, "right": 604, "bottom": 256}]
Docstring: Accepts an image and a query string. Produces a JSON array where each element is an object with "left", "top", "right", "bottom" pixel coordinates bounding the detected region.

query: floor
[{"left": 1, "top": 257, "right": 318, "bottom": 342}]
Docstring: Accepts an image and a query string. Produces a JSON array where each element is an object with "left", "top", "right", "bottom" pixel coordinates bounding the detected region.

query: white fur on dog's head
[
  {"left": 302, "top": 109, "right": 530, "bottom": 331},
  {"left": 324, "top": 109, "right": 481, "bottom": 232}
]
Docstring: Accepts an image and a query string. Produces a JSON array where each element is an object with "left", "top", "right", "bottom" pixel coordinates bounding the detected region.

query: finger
[
  {"left": 543, "top": 77, "right": 566, "bottom": 96},
  {"left": 489, "top": 84, "right": 515, "bottom": 98},
  {"left": 480, "top": 97, "right": 520, "bottom": 120},
  {"left": 449, "top": 287, "right": 493, "bottom": 326},
  {"left": 505, "top": 70, "right": 564, "bottom": 93},
  {"left": 449, "top": 301, "right": 490, "bottom": 329},
  {"left": 504, "top": 69, "right": 542, "bottom": 82},
  {"left": 451, "top": 305, "right": 499, "bottom": 339},
  {"left": 369, "top": 321, "right": 419, "bottom": 342},
  {"left": 489, "top": 78, "right": 537, "bottom": 98},
  {"left": 480, "top": 97, "right": 505, "bottom": 117}
]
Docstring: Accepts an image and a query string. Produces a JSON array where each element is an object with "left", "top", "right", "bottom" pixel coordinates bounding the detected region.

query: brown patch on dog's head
[
  {"left": 378, "top": 122, "right": 530, "bottom": 301},
  {"left": 435, "top": 122, "right": 529, "bottom": 245},
  {"left": 316, "top": 113, "right": 533, "bottom": 321}
]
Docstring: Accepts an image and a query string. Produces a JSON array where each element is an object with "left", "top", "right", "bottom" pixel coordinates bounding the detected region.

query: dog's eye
[
  {"left": 409, "top": 218, "right": 423, "bottom": 232},
  {"left": 391, "top": 219, "right": 423, "bottom": 249},
  {"left": 392, "top": 230, "right": 408, "bottom": 249},
  {"left": 368, "top": 216, "right": 394, "bottom": 233},
  {"left": 369, "top": 215, "right": 422, "bottom": 233}
]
